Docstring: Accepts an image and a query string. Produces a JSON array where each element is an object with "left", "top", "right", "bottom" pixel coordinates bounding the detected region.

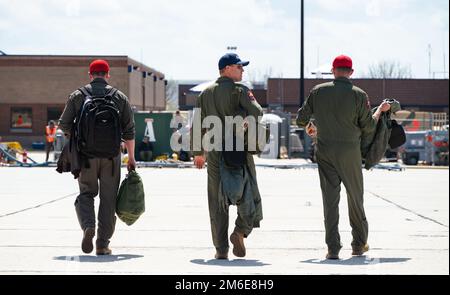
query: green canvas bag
[{"left": 116, "top": 170, "right": 145, "bottom": 225}]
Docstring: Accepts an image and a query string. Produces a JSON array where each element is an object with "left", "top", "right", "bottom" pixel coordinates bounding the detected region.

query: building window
[
  {"left": 10, "top": 107, "right": 33, "bottom": 133},
  {"left": 47, "top": 107, "right": 62, "bottom": 123}
]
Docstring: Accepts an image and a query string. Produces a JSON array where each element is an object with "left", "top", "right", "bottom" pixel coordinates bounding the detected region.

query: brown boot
[
  {"left": 81, "top": 227, "right": 95, "bottom": 254},
  {"left": 326, "top": 249, "right": 339, "bottom": 260},
  {"left": 96, "top": 247, "right": 112, "bottom": 255},
  {"left": 214, "top": 250, "right": 228, "bottom": 260},
  {"left": 352, "top": 244, "right": 369, "bottom": 256},
  {"left": 230, "top": 231, "right": 246, "bottom": 258}
]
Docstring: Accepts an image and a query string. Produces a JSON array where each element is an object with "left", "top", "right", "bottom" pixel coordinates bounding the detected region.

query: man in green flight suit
[
  {"left": 191, "top": 53, "right": 264, "bottom": 259},
  {"left": 297, "top": 55, "right": 391, "bottom": 259}
]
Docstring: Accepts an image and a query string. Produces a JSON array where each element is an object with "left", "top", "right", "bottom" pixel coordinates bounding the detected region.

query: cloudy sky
[{"left": 0, "top": 0, "right": 448, "bottom": 80}]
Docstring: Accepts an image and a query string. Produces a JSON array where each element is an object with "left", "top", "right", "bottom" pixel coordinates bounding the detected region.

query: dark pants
[
  {"left": 316, "top": 141, "right": 368, "bottom": 253},
  {"left": 75, "top": 156, "right": 121, "bottom": 248},
  {"left": 139, "top": 151, "right": 153, "bottom": 162},
  {"left": 45, "top": 141, "right": 54, "bottom": 162}
]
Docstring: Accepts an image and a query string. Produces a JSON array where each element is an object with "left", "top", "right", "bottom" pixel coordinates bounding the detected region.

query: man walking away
[
  {"left": 191, "top": 53, "right": 264, "bottom": 259},
  {"left": 59, "top": 59, "right": 136, "bottom": 255},
  {"left": 297, "top": 55, "right": 390, "bottom": 259}
]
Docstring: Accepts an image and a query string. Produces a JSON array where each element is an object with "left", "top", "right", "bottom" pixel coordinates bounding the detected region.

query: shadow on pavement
[
  {"left": 53, "top": 254, "right": 144, "bottom": 263},
  {"left": 190, "top": 259, "right": 270, "bottom": 267},
  {"left": 301, "top": 256, "right": 411, "bottom": 265}
]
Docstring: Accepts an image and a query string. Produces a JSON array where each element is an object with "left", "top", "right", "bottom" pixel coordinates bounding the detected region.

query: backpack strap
[
  {"left": 80, "top": 85, "right": 117, "bottom": 100},
  {"left": 104, "top": 87, "right": 118, "bottom": 101},
  {"left": 74, "top": 86, "right": 92, "bottom": 127},
  {"left": 106, "top": 87, "right": 118, "bottom": 97},
  {"left": 77, "top": 86, "right": 93, "bottom": 118},
  {"left": 78, "top": 86, "right": 92, "bottom": 100}
]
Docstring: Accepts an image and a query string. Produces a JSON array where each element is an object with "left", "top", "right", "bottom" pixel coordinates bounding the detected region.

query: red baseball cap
[
  {"left": 89, "top": 59, "right": 110, "bottom": 73},
  {"left": 332, "top": 55, "right": 352, "bottom": 69}
]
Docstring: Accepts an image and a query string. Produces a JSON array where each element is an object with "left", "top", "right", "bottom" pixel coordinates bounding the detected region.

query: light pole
[
  {"left": 428, "top": 44, "right": 432, "bottom": 78},
  {"left": 300, "top": 0, "right": 304, "bottom": 107}
]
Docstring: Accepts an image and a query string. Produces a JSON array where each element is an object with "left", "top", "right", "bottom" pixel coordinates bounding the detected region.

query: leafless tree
[
  {"left": 246, "top": 67, "right": 273, "bottom": 87},
  {"left": 366, "top": 60, "right": 412, "bottom": 79}
]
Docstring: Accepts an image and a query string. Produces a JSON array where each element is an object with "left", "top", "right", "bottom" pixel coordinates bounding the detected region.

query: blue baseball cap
[{"left": 218, "top": 53, "right": 249, "bottom": 70}]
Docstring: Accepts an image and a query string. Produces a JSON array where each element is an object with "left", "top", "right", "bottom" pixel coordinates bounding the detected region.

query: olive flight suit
[
  {"left": 296, "top": 77, "right": 377, "bottom": 254},
  {"left": 192, "top": 76, "right": 264, "bottom": 254},
  {"left": 59, "top": 78, "right": 135, "bottom": 249}
]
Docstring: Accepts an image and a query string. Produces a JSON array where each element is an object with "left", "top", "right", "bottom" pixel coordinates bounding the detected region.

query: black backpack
[
  {"left": 75, "top": 86, "right": 122, "bottom": 158},
  {"left": 388, "top": 119, "right": 406, "bottom": 149}
]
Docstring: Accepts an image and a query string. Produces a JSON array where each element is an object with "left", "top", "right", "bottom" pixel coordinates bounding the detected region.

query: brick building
[
  {"left": 178, "top": 78, "right": 448, "bottom": 114},
  {"left": 178, "top": 78, "right": 449, "bottom": 114},
  {"left": 0, "top": 55, "right": 166, "bottom": 145},
  {"left": 178, "top": 83, "right": 198, "bottom": 110},
  {"left": 267, "top": 78, "right": 449, "bottom": 114}
]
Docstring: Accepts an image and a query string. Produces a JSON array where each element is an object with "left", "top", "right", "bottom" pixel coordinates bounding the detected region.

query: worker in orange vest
[{"left": 45, "top": 120, "right": 57, "bottom": 162}]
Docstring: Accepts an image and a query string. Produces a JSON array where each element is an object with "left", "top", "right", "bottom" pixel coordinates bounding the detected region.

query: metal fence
[{"left": 392, "top": 112, "right": 449, "bottom": 132}]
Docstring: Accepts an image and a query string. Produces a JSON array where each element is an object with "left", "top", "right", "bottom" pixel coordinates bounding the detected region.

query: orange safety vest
[{"left": 46, "top": 126, "right": 56, "bottom": 143}]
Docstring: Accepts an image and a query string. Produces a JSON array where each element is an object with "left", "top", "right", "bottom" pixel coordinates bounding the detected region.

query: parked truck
[{"left": 399, "top": 130, "right": 449, "bottom": 166}]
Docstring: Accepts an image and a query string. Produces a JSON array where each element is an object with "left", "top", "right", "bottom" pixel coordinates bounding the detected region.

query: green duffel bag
[{"left": 116, "top": 170, "right": 145, "bottom": 226}]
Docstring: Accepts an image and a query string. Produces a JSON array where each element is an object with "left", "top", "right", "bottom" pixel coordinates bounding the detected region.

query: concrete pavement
[{"left": 0, "top": 156, "right": 448, "bottom": 275}]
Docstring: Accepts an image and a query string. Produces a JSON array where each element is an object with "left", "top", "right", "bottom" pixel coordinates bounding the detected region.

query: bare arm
[
  {"left": 296, "top": 90, "right": 314, "bottom": 127},
  {"left": 372, "top": 101, "right": 391, "bottom": 121},
  {"left": 124, "top": 139, "right": 136, "bottom": 171}
]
